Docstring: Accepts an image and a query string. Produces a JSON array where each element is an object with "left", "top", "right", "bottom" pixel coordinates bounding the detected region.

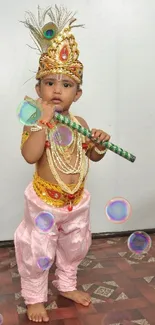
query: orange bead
[
  {"left": 45, "top": 141, "right": 51, "bottom": 148},
  {"left": 68, "top": 205, "right": 73, "bottom": 212},
  {"left": 39, "top": 119, "right": 46, "bottom": 125},
  {"left": 46, "top": 122, "right": 54, "bottom": 129},
  {"left": 82, "top": 143, "right": 88, "bottom": 150},
  {"left": 68, "top": 194, "right": 75, "bottom": 200}
]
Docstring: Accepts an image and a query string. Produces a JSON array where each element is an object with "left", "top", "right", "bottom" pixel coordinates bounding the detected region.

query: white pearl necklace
[{"left": 45, "top": 114, "right": 89, "bottom": 194}]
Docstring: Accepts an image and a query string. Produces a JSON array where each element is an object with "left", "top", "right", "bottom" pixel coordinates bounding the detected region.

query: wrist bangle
[
  {"left": 31, "top": 124, "right": 45, "bottom": 132},
  {"left": 94, "top": 147, "right": 107, "bottom": 155}
]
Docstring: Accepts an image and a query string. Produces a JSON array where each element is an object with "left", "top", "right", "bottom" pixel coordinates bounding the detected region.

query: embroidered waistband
[{"left": 33, "top": 173, "right": 84, "bottom": 210}]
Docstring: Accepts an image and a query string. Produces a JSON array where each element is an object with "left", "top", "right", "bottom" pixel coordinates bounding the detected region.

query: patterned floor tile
[{"left": 1, "top": 234, "right": 155, "bottom": 324}]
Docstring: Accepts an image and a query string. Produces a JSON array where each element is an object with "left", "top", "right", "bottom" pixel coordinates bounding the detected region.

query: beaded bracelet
[
  {"left": 94, "top": 147, "right": 107, "bottom": 155},
  {"left": 38, "top": 119, "right": 55, "bottom": 129},
  {"left": 31, "top": 124, "right": 44, "bottom": 132}
]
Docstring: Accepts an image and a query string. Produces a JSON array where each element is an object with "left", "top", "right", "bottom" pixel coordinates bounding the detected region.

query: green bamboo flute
[
  {"left": 24, "top": 96, "right": 136, "bottom": 163},
  {"left": 54, "top": 112, "right": 136, "bottom": 163}
]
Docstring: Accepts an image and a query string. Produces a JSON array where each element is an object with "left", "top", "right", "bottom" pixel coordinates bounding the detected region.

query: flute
[{"left": 22, "top": 96, "right": 136, "bottom": 163}]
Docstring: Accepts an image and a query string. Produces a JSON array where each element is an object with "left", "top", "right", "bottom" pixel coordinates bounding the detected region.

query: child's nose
[{"left": 53, "top": 83, "right": 62, "bottom": 94}]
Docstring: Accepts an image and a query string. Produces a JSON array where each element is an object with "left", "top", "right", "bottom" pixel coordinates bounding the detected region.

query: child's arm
[
  {"left": 75, "top": 116, "right": 110, "bottom": 162},
  {"left": 21, "top": 99, "right": 55, "bottom": 164},
  {"left": 21, "top": 125, "right": 46, "bottom": 164}
]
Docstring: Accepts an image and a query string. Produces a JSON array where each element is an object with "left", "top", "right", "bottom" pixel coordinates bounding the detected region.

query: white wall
[{"left": 1, "top": 0, "right": 155, "bottom": 240}]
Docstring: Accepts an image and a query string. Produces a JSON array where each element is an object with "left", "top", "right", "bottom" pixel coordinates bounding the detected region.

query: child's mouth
[{"left": 52, "top": 98, "right": 62, "bottom": 104}]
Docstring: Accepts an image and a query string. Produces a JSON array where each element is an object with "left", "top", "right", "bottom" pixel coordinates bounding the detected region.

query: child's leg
[
  {"left": 14, "top": 183, "right": 59, "bottom": 321},
  {"left": 53, "top": 189, "right": 92, "bottom": 305},
  {"left": 14, "top": 221, "right": 55, "bottom": 305}
]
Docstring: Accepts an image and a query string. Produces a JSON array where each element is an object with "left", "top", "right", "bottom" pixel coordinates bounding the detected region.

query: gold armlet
[{"left": 20, "top": 131, "right": 30, "bottom": 150}]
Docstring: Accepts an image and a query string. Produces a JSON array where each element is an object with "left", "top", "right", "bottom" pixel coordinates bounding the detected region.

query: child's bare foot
[
  {"left": 60, "top": 290, "right": 91, "bottom": 306},
  {"left": 27, "top": 303, "right": 49, "bottom": 322}
]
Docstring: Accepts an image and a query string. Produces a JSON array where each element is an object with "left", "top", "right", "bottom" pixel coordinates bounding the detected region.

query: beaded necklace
[{"left": 45, "top": 114, "right": 89, "bottom": 194}]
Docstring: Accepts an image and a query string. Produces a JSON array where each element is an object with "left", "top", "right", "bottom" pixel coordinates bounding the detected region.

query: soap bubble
[
  {"left": 127, "top": 231, "right": 152, "bottom": 254},
  {"left": 17, "top": 100, "right": 41, "bottom": 126},
  {"left": 35, "top": 212, "right": 54, "bottom": 232},
  {"left": 37, "top": 257, "right": 52, "bottom": 271},
  {"left": 0, "top": 314, "right": 3, "bottom": 325},
  {"left": 105, "top": 197, "right": 131, "bottom": 223},
  {"left": 51, "top": 125, "right": 73, "bottom": 146}
]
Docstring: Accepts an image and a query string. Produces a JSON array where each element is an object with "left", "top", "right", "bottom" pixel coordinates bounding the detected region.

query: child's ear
[
  {"left": 74, "top": 89, "right": 82, "bottom": 102},
  {"left": 35, "top": 83, "right": 41, "bottom": 97}
]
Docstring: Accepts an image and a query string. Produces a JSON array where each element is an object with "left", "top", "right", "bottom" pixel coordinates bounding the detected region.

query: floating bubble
[
  {"left": 51, "top": 125, "right": 73, "bottom": 146},
  {"left": 105, "top": 197, "right": 131, "bottom": 224},
  {"left": 0, "top": 314, "right": 3, "bottom": 325},
  {"left": 17, "top": 101, "right": 41, "bottom": 126},
  {"left": 35, "top": 212, "right": 54, "bottom": 232},
  {"left": 127, "top": 231, "right": 152, "bottom": 254},
  {"left": 37, "top": 257, "right": 52, "bottom": 270}
]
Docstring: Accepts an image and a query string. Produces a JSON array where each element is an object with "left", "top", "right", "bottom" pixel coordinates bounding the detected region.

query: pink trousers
[{"left": 14, "top": 182, "right": 92, "bottom": 305}]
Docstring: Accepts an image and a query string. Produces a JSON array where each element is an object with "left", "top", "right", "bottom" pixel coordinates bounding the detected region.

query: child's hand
[
  {"left": 91, "top": 128, "right": 111, "bottom": 150},
  {"left": 36, "top": 98, "right": 57, "bottom": 123}
]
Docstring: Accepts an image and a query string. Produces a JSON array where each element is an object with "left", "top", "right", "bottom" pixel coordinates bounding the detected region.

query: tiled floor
[{"left": 1, "top": 235, "right": 155, "bottom": 324}]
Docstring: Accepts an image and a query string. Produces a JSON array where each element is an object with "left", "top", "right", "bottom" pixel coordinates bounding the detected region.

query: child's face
[{"left": 36, "top": 74, "right": 82, "bottom": 115}]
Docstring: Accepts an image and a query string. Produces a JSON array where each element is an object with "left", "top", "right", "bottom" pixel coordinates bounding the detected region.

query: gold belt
[{"left": 33, "top": 173, "right": 84, "bottom": 210}]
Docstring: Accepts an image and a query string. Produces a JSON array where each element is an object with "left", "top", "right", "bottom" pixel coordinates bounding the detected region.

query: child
[{"left": 14, "top": 5, "right": 110, "bottom": 323}]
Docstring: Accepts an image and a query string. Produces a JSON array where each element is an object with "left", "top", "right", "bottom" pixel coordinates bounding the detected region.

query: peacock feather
[{"left": 20, "top": 5, "right": 84, "bottom": 53}]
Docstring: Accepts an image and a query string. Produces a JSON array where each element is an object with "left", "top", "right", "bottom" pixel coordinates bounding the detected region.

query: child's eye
[
  {"left": 63, "top": 83, "right": 71, "bottom": 88},
  {"left": 46, "top": 82, "right": 53, "bottom": 86}
]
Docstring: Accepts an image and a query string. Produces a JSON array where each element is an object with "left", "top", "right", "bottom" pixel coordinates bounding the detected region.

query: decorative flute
[{"left": 21, "top": 96, "right": 136, "bottom": 163}]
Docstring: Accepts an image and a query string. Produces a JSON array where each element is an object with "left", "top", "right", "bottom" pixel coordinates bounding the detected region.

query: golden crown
[{"left": 21, "top": 6, "right": 84, "bottom": 84}]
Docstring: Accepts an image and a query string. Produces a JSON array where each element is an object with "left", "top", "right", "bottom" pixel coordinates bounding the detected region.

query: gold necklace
[
  {"left": 51, "top": 124, "right": 76, "bottom": 164},
  {"left": 50, "top": 132, "right": 82, "bottom": 174},
  {"left": 45, "top": 114, "right": 89, "bottom": 194},
  {"left": 46, "top": 148, "right": 88, "bottom": 194},
  {"left": 53, "top": 128, "right": 77, "bottom": 166}
]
